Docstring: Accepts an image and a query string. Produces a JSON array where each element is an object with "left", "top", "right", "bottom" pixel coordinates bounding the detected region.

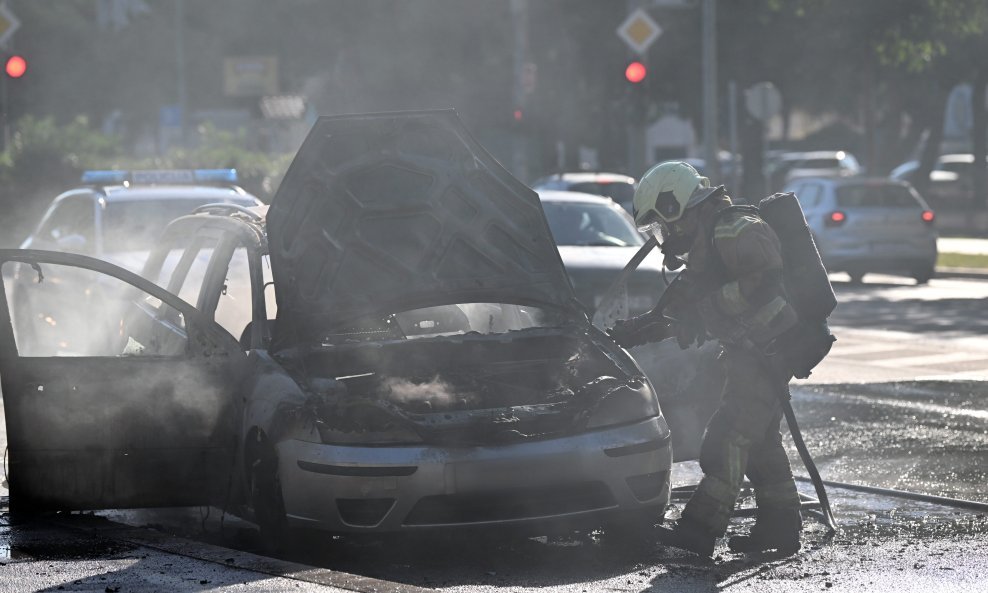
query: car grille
[
  {"left": 336, "top": 498, "right": 397, "bottom": 527},
  {"left": 625, "top": 471, "right": 669, "bottom": 502},
  {"left": 403, "top": 481, "right": 615, "bottom": 526}
]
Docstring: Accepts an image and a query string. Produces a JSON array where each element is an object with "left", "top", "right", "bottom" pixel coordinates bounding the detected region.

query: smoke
[
  {"left": 382, "top": 375, "right": 477, "bottom": 410},
  {"left": 456, "top": 303, "right": 545, "bottom": 333},
  {"left": 1, "top": 260, "right": 233, "bottom": 447}
]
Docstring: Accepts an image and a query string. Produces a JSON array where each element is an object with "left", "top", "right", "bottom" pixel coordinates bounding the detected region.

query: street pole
[
  {"left": 175, "top": 0, "right": 187, "bottom": 145},
  {"left": 728, "top": 80, "right": 739, "bottom": 192},
  {"left": 626, "top": 0, "right": 647, "bottom": 177},
  {"left": 510, "top": 0, "right": 529, "bottom": 182},
  {"left": 701, "top": 0, "right": 719, "bottom": 183},
  {"left": 1, "top": 64, "right": 7, "bottom": 153}
]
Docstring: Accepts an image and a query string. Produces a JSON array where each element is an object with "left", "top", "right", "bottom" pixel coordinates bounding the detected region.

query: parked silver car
[
  {"left": 532, "top": 172, "right": 636, "bottom": 214},
  {"left": 782, "top": 177, "right": 938, "bottom": 284},
  {"left": 537, "top": 190, "right": 666, "bottom": 324},
  {"left": 1, "top": 112, "right": 684, "bottom": 542}
]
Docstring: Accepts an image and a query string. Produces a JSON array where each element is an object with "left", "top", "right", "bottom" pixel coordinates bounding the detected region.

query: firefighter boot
[
  {"left": 656, "top": 518, "right": 717, "bottom": 557},
  {"left": 728, "top": 509, "right": 802, "bottom": 555}
]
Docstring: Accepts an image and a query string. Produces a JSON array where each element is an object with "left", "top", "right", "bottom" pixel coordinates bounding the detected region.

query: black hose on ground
[{"left": 793, "top": 476, "right": 988, "bottom": 513}]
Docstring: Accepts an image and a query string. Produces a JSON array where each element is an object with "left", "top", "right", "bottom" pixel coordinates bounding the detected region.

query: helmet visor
[{"left": 635, "top": 207, "right": 664, "bottom": 233}]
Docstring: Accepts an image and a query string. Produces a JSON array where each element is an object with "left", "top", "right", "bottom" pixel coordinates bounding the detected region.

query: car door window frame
[
  {"left": 144, "top": 216, "right": 272, "bottom": 350},
  {"left": 0, "top": 249, "right": 242, "bottom": 361}
]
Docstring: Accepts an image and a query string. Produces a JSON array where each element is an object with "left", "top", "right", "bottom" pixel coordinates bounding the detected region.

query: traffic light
[
  {"left": 625, "top": 61, "right": 647, "bottom": 84},
  {"left": 5, "top": 55, "right": 26, "bottom": 79}
]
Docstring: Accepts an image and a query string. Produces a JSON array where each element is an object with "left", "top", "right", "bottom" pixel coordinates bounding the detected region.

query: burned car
[{"left": 0, "top": 111, "right": 676, "bottom": 539}]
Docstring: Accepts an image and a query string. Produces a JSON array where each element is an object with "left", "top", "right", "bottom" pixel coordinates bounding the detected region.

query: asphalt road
[{"left": 1, "top": 275, "right": 987, "bottom": 592}]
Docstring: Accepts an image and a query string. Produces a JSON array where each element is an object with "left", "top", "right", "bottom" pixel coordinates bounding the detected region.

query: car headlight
[{"left": 586, "top": 378, "right": 660, "bottom": 429}]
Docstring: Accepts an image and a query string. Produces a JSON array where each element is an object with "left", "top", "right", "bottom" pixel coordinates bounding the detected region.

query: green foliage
[
  {"left": 0, "top": 116, "right": 291, "bottom": 202},
  {"left": 124, "top": 125, "right": 293, "bottom": 201},
  {"left": 0, "top": 115, "right": 120, "bottom": 189}
]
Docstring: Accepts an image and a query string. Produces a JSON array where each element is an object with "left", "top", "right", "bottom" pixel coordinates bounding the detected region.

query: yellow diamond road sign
[
  {"left": 617, "top": 8, "right": 662, "bottom": 56},
  {"left": 0, "top": 3, "right": 21, "bottom": 48}
]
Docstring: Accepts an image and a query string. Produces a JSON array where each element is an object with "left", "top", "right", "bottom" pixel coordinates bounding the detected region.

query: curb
[
  {"left": 1, "top": 497, "right": 431, "bottom": 593},
  {"left": 935, "top": 266, "right": 988, "bottom": 280}
]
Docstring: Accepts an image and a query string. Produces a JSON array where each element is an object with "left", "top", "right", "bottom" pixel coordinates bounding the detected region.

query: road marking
[
  {"left": 869, "top": 351, "right": 988, "bottom": 368},
  {"left": 828, "top": 343, "right": 915, "bottom": 357},
  {"left": 916, "top": 369, "right": 988, "bottom": 381},
  {"left": 801, "top": 391, "right": 988, "bottom": 421}
]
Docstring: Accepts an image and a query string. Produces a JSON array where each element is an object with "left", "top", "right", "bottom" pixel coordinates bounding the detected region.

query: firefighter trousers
[{"left": 680, "top": 345, "right": 801, "bottom": 536}]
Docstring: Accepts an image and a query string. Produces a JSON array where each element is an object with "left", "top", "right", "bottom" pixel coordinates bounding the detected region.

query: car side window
[
  {"left": 3, "top": 260, "right": 187, "bottom": 357},
  {"left": 37, "top": 196, "right": 95, "bottom": 251},
  {"left": 172, "top": 237, "right": 221, "bottom": 309},
  {"left": 213, "top": 245, "right": 255, "bottom": 341},
  {"left": 799, "top": 183, "right": 823, "bottom": 208}
]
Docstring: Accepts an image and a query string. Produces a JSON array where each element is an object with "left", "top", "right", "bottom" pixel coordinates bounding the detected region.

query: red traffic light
[
  {"left": 5, "top": 55, "right": 26, "bottom": 79},
  {"left": 625, "top": 61, "right": 646, "bottom": 84}
]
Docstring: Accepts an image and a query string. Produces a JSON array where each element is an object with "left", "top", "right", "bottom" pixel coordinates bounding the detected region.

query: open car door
[{"left": 0, "top": 249, "right": 245, "bottom": 511}]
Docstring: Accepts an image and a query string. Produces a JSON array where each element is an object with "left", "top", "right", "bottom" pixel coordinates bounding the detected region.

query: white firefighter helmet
[{"left": 632, "top": 161, "right": 721, "bottom": 230}]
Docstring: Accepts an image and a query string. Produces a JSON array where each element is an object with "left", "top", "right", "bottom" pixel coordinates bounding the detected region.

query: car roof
[
  {"left": 541, "top": 172, "right": 635, "bottom": 184},
  {"left": 790, "top": 176, "right": 910, "bottom": 187},
  {"left": 536, "top": 189, "right": 624, "bottom": 205},
  {"left": 778, "top": 150, "right": 853, "bottom": 161},
  {"left": 938, "top": 153, "right": 976, "bottom": 163},
  {"left": 96, "top": 185, "right": 258, "bottom": 202}
]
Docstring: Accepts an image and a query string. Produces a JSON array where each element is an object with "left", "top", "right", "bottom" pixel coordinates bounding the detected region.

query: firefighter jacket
[{"left": 685, "top": 197, "right": 798, "bottom": 347}]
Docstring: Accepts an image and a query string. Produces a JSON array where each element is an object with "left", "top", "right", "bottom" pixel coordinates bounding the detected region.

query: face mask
[{"left": 658, "top": 208, "right": 698, "bottom": 258}]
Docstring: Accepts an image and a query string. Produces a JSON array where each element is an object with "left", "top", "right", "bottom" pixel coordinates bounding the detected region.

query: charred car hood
[{"left": 267, "top": 110, "right": 579, "bottom": 341}]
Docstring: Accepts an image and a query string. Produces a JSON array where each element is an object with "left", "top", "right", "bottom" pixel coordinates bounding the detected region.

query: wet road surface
[{"left": 3, "top": 380, "right": 983, "bottom": 592}]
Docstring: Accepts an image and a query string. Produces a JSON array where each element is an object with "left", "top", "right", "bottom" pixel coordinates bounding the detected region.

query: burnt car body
[{"left": 1, "top": 111, "right": 689, "bottom": 537}]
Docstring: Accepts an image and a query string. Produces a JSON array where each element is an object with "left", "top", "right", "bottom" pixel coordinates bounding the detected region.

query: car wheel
[
  {"left": 599, "top": 507, "right": 665, "bottom": 547},
  {"left": 6, "top": 477, "right": 44, "bottom": 519},
  {"left": 249, "top": 442, "right": 289, "bottom": 552},
  {"left": 912, "top": 266, "right": 935, "bottom": 285}
]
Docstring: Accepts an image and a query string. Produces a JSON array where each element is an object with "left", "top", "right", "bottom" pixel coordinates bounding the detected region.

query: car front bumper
[{"left": 276, "top": 416, "right": 672, "bottom": 533}]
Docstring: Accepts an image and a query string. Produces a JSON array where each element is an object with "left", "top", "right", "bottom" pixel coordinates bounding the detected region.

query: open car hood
[{"left": 267, "top": 110, "right": 579, "bottom": 342}]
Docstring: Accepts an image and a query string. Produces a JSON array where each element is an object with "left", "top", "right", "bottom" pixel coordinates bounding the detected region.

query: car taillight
[
  {"left": 825, "top": 211, "right": 846, "bottom": 227},
  {"left": 922, "top": 210, "right": 935, "bottom": 225}
]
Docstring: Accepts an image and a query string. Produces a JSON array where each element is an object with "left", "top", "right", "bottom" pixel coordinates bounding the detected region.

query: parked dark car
[{"left": 889, "top": 153, "right": 986, "bottom": 210}]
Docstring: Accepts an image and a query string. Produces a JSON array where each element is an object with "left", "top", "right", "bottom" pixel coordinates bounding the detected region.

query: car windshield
[
  {"left": 567, "top": 181, "right": 634, "bottom": 210},
  {"left": 836, "top": 184, "right": 921, "bottom": 208},
  {"left": 102, "top": 198, "right": 247, "bottom": 252},
  {"left": 318, "top": 303, "right": 568, "bottom": 345},
  {"left": 541, "top": 201, "right": 643, "bottom": 247}
]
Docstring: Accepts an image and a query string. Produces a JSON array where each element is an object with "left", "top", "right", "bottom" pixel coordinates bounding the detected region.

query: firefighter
[{"left": 609, "top": 161, "right": 803, "bottom": 556}]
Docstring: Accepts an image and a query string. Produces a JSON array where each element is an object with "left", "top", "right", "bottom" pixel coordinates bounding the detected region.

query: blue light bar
[
  {"left": 81, "top": 170, "right": 129, "bottom": 185},
  {"left": 80, "top": 168, "right": 239, "bottom": 186},
  {"left": 193, "top": 168, "right": 238, "bottom": 184}
]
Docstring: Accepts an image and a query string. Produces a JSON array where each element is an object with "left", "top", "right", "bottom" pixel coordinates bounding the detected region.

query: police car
[
  {"left": 8, "top": 169, "right": 262, "bottom": 355},
  {"left": 19, "top": 169, "right": 263, "bottom": 272}
]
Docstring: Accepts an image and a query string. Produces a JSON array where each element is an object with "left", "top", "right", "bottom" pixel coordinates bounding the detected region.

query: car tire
[
  {"left": 6, "top": 479, "right": 44, "bottom": 519},
  {"left": 249, "top": 441, "right": 289, "bottom": 553},
  {"left": 912, "top": 266, "right": 935, "bottom": 285},
  {"left": 599, "top": 507, "right": 665, "bottom": 547}
]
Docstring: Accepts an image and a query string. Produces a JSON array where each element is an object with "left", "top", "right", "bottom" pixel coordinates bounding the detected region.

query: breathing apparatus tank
[
  {"left": 757, "top": 192, "right": 837, "bottom": 321},
  {"left": 714, "top": 192, "right": 837, "bottom": 378}
]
